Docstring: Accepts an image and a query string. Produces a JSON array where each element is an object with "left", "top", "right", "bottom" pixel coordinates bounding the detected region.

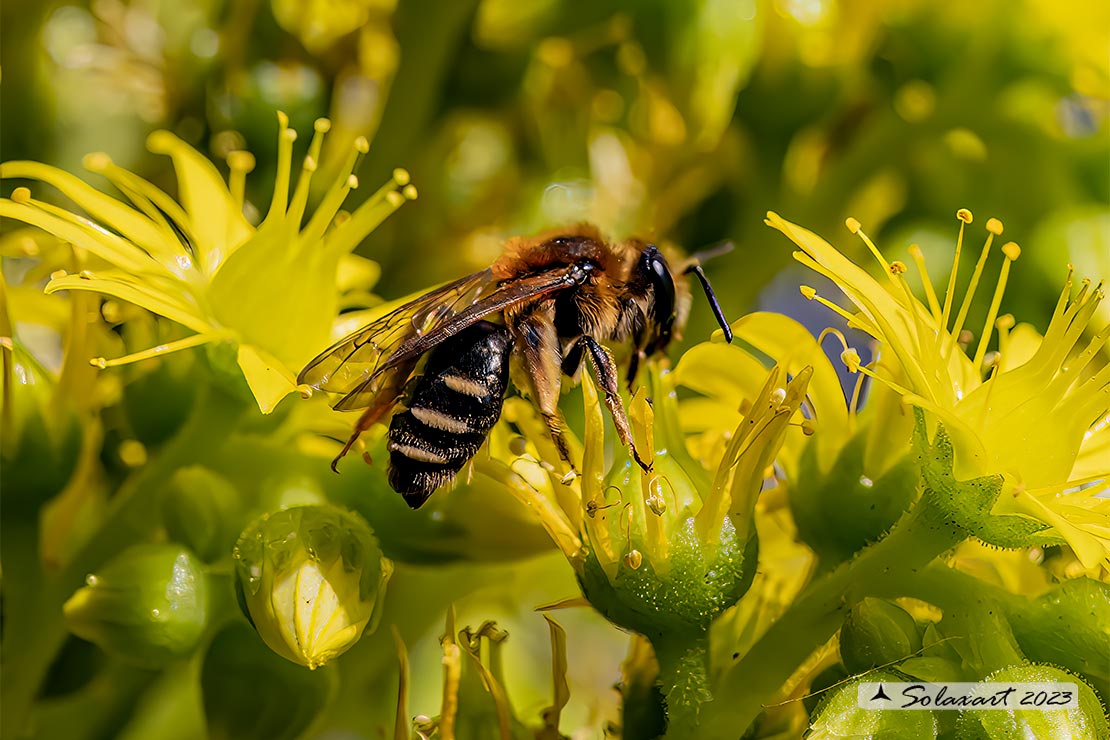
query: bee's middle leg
[{"left": 511, "top": 304, "right": 577, "bottom": 475}]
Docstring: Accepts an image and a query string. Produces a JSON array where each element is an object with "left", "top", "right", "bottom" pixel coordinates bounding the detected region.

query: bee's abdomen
[{"left": 387, "top": 320, "right": 512, "bottom": 508}]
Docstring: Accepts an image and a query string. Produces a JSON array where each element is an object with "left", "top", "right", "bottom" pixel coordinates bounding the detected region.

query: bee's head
[
  {"left": 637, "top": 242, "right": 733, "bottom": 350},
  {"left": 638, "top": 245, "right": 678, "bottom": 346}
]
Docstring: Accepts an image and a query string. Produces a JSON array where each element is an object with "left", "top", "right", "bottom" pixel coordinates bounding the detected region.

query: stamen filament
[
  {"left": 264, "top": 113, "right": 297, "bottom": 226},
  {"left": 286, "top": 118, "right": 331, "bottom": 230},
  {"left": 941, "top": 209, "right": 973, "bottom": 335},
  {"left": 800, "top": 286, "right": 859, "bottom": 327},
  {"left": 972, "top": 241, "right": 1019, "bottom": 370},
  {"left": 846, "top": 218, "right": 895, "bottom": 287},
  {"left": 323, "top": 172, "right": 414, "bottom": 257},
  {"left": 226, "top": 150, "right": 255, "bottom": 211},
  {"left": 89, "top": 331, "right": 227, "bottom": 368},
  {"left": 908, "top": 244, "right": 942, "bottom": 321},
  {"left": 300, "top": 137, "right": 369, "bottom": 249},
  {"left": 946, "top": 219, "right": 1002, "bottom": 359}
]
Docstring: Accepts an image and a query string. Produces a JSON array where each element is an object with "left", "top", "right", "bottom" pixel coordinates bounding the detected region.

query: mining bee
[{"left": 298, "top": 225, "right": 732, "bottom": 509}]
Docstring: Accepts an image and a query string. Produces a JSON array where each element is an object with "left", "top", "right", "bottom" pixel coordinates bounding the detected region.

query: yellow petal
[
  {"left": 45, "top": 272, "right": 212, "bottom": 335},
  {"left": 236, "top": 344, "right": 298, "bottom": 414},
  {"left": 0, "top": 161, "right": 179, "bottom": 264},
  {"left": 0, "top": 199, "right": 170, "bottom": 279},
  {"left": 729, "top": 312, "right": 849, "bottom": 472},
  {"left": 147, "top": 131, "right": 253, "bottom": 274}
]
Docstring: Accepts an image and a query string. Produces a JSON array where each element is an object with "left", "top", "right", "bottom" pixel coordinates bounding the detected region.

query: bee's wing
[{"left": 299, "top": 263, "right": 581, "bottom": 412}]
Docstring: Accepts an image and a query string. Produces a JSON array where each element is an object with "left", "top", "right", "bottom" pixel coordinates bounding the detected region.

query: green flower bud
[
  {"left": 162, "top": 466, "right": 243, "bottom": 562},
  {"left": 805, "top": 663, "right": 849, "bottom": 716},
  {"left": 839, "top": 598, "right": 923, "bottom": 675},
  {"left": 233, "top": 505, "right": 391, "bottom": 668},
  {"left": 956, "top": 664, "right": 1109, "bottom": 740},
  {"left": 202, "top": 622, "right": 336, "bottom": 740},
  {"left": 1, "top": 339, "right": 81, "bottom": 515},
  {"left": 1006, "top": 577, "right": 1110, "bottom": 695},
  {"left": 63, "top": 544, "right": 209, "bottom": 668},
  {"left": 792, "top": 433, "right": 918, "bottom": 565},
  {"left": 808, "top": 669, "right": 939, "bottom": 739}
]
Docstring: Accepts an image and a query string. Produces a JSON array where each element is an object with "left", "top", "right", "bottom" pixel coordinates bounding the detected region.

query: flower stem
[
  {"left": 653, "top": 631, "right": 712, "bottom": 739},
  {"left": 701, "top": 493, "right": 966, "bottom": 737},
  {"left": 0, "top": 383, "right": 248, "bottom": 738}
]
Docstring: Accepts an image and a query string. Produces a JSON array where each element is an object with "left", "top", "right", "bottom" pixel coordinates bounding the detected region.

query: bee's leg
[
  {"left": 511, "top": 304, "right": 577, "bottom": 475},
  {"left": 561, "top": 338, "right": 585, "bottom": 379},
  {"left": 577, "top": 336, "right": 653, "bottom": 473},
  {"left": 332, "top": 406, "right": 380, "bottom": 472}
]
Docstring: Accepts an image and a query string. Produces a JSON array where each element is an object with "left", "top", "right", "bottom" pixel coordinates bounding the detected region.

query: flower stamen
[
  {"left": 800, "top": 286, "right": 859, "bottom": 327},
  {"left": 846, "top": 217, "right": 896, "bottom": 287},
  {"left": 89, "top": 331, "right": 229, "bottom": 368},
  {"left": 908, "top": 243, "right": 943, "bottom": 321},
  {"left": 946, "top": 217, "right": 1003, "bottom": 359},
  {"left": 972, "top": 240, "right": 1020, "bottom": 369},
  {"left": 941, "top": 209, "right": 973, "bottom": 335}
]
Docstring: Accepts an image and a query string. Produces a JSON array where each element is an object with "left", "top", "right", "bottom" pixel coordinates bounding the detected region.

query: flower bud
[
  {"left": 1006, "top": 577, "right": 1109, "bottom": 691},
  {"left": 162, "top": 466, "right": 243, "bottom": 562},
  {"left": 839, "top": 598, "right": 922, "bottom": 675},
  {"left": 956, "top": 664, "right": 1108, "bottom": 740},
  {"left": 202, "top": 622, "right": 336, "bottom": 740},
  {"left": 233, "top": 505, "right": 391, "bottom": 668},
  {"left": 791, "top": 432, "right": 917, "bottom": 565},
  {"left": 808, "top": 669, "right": 939, "bottom": 739},
  {"left": 63, "top": 545, "right": 209, "bottom": 668},
  {"left": 1, "top": 339, "right": 82, "bottom": 515}
]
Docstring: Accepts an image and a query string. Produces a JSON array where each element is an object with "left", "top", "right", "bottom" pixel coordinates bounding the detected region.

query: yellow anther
[
  {"left": 889, "top": 260, "right": 907, "bottom": 275},
  {"left": 402, "top": 184, "right": 419, "bottom": 200},
  {"left": 386, "top": 191, "right": 405, "bottom": 207},
  {"left": 90, "top": 357, "right": 108, "bottom": 369},
  {"left": 800, "top": 285, "right": 817, "bottom": 300},
  {"left": 354, "top": 136, "right": 370, "bottom": 154},
  {"left": 119, "top": 439, "right": 148, "bottom": 467},
  {"left": 302, "top": 156, "right": 318, "bottom": 173},
  {"left": 771, "top": 388, "right": 787, "bottom": 405},
  {"left": 227, "top": 150, "right": 256, "bottom": 172},
  {"left": 282, "top": 128, "right": 298, "bottom": 143},
  {"left": 800, "top": 419, "right": 817, "bottom": 436},
  {"left": 1002, "top": 241, "right": 1021, "bottom": 260},
  {"left": 623, "top": 550, "right": 643, "bottom": 569},
  {"left": 845, "top": 217, "right": 861, "bottom": 234},
  {"left": 908, "top": 244, "right": 923, "bottom": 259},
  {"left": 11, "top": 187, "right": 31, "bottom": 203},
  {"left": 82, "top": 152, "right": 112, "bottom": 171},
  {"left": 314, "top": 118, "right": 332, "bottom": 133},
  {"left": 841, "top": 348, "right": 862, "bottom": 372},
  {"left": 995, "top": 314, "right": 1015, "bottom": 330},
  {"left": 956, "top": 208, "right": 973, "bottom": 223},
  {"left": 347, "top": 174, "right": 359, "bottom": 189},
  {"left": 958, "top": 329, "right": 973, "bottom": 347},
  {"left": 392, "top": 167, "right": 411, "bottom": 186},
  {"left": 985, "top": 218, "right": 1004, "bottom": 235}
]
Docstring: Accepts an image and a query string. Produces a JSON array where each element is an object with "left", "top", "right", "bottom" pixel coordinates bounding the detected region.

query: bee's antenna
[
  {"left": 685, "top": 260, "right": 733, "bottom": 343},
  {"left": 690, "top": 240, "right": 735, "bottom": 265}
]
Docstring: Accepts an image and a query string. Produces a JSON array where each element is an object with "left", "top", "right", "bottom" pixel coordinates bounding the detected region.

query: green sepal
[
  {"left": 913, "top": 409, "right": 1060, "bottom": 549},
  {"left": 577, "top": 525, "right": 757, "bottom": 641}
]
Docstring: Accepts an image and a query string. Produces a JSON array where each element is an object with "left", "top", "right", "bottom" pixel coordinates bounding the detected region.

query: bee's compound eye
[{"left": 643, "top": 249, "right": 676, "bottom": 324}]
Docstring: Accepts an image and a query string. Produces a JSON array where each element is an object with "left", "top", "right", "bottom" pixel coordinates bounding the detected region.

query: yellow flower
[
  {"left": 767, "top": 210, "right": 1110, "bottom": 569},
  {"left": 0, "top": 114, "right": 415, "bottom": 412}
]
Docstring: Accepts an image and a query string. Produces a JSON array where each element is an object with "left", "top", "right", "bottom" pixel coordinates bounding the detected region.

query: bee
[{"left": 298, "top": 225, "right": 732, "bottom": 509}]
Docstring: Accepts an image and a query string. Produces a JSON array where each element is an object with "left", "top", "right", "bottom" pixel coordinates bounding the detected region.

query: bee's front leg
[{"left": 574, "top": 336, "right": 654, "bottom": 474}]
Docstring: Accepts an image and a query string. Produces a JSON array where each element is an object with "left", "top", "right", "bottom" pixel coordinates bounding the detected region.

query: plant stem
[
  {"left": 0, "top": 384, "right": 248, "bottom": 740},
  {"left": 653, "top": 632, "right": 712, "bottom": 739},
  {"left": 700, "top": 494, "right": 966, "bottom": 738}
]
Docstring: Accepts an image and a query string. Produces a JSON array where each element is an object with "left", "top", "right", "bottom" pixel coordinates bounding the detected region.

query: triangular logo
[{"left": 870, "top": 684, "right": 892, "bottom": 701}]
